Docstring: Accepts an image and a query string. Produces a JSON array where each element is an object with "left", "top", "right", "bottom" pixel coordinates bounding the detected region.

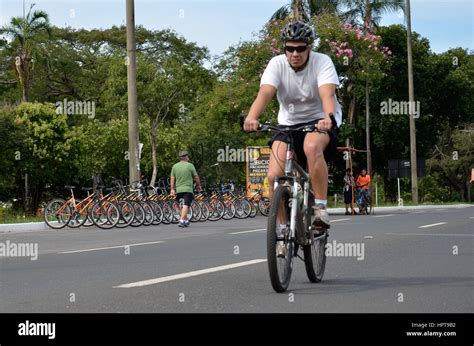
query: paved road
[{"left": 1, "top": 206, "right": 473, "bottom": 313}]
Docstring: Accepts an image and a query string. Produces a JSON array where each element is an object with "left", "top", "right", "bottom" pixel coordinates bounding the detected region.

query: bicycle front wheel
[
  {"left": 44, "top": 199, "right": 71, "bottom": 229},
  {"left": 267, "top": 185, "right": 294, "bottom": 293}
]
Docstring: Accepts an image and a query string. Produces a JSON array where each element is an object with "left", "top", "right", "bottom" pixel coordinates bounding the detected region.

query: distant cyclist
[
  {"left": 356, "top": 169, "right": 371, "bottom": 213},
  {"left": 243, "top": 21, "right": 342, "bottom": 229},
  {"left": 170, "top": 151, "right": 202, "bottom": 228}
]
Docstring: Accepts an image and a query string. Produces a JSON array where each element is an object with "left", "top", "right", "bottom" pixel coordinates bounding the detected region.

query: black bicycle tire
[
  {"left": 303, "top": 191, "right": 328, "bottom": 283},
  {"left": 267, "top": 185, "right": 294, "bottom": 293},
  {"left": 43, "top": 199, "right": 71, "bottom": 229}
]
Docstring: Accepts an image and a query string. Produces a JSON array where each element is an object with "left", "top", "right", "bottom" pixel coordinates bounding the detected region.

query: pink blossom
[{"left": 387, "top": 50, "right": 392, "bottom": 55}]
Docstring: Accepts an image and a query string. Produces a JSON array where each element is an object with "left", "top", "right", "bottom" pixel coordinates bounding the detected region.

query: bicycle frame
[{"left": 274, "top": 133, "right": 311, "bottom": 244}]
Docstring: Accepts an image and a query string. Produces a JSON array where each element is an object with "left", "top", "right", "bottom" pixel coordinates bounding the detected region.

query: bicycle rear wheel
[
  {"left": 207, "top": 199, "right": 225, "bottom": 221},
  {"left": 115, "top": 200, "right": 135, "bottom": 228},
  {"left": 190, "top": 200, "right": 202, "bottom": 222},
  {"left": 130, "top": 201, "right": 146, "bottom": 227},
  {"left": 90, "top": 200, "right": 120, "bottom": 229},
  {"left": 258, "top": 197, "right": 270, "bottom": 216},
  {"left": 199, "top": 201, "right": 210, "bottom": 222},
  {"left": 222, "top": 200, "right": 236, "bottom": 220},
  {"left": 303, "top": 191, "right": 328, "bottom": 282},
  {"left": 141, "top": 201, "right": 154, "bottom": 226},
  {"left": 267, "top": 185, "right": 294, "bottom": 293}
]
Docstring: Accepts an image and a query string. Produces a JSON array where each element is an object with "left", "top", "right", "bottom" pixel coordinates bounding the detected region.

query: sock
[{"left": 315, "top": 199, "right": 327, "bottom": 207}]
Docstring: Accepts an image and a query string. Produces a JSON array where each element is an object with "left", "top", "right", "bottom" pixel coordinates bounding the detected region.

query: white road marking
[
  {"left": 435, "top": 209, "right": 448, "bottom": 211},
  {"left": 229, "top": 229, "right": 266, "bottom": 235},
  {"left": 373, "top": 214, "right": 394, "bottom": 218},
  {"left": 418, "top": 222, "right": 447, "bottom": 229},
  {"left": 58, "top": 241, "right": 164, "bottom": 254},
  {"left": 364, "top": 236, "right": 374, "bottom": 239},
  {"left": 469, "top": 217, "right": 474, "bottom": 219},
  {"left": 410, "top": 211, "right": 425, "bottom": 214},
  {"left": 386, "top": 232, "right": 472, "bottom": 237},
  {"left": 332, "top": 218, "right": 351, "bottom": 222},
  {"left": 114, "top": 259, "right": 268, "bottom": 288}
]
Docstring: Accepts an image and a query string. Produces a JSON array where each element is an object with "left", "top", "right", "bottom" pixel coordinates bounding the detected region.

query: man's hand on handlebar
[
  {"left": 316, "top": 116, "right": 333, "bottom": 132},
  {"left": 243, "top": 116, "right": 260, "bottom": 132}
]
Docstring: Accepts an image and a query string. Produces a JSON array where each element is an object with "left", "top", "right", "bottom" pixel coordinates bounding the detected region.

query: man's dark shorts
[
  {"left": 344, "top": 189, "right": 353, "bottom": 204},
  {"left": 268, "top": 118, "right": 339, "bottom": 170},
  {"left": 176, "top": 192, "right": 194, "bottom": 207}
]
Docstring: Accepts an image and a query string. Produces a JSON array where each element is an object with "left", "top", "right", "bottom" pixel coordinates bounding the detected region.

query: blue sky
[{"left": 1, "top": 0, "right": 473, "bottom": 57}]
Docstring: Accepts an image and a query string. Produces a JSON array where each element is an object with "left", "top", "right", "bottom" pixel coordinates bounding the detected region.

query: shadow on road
[{"left": 288, "top": 276, "right": 474, "bottom": 295}]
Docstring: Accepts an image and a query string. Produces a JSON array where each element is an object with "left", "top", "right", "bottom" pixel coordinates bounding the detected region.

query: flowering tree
[{"left": 315, "top": 14, "right": 391, "bottom": 128}]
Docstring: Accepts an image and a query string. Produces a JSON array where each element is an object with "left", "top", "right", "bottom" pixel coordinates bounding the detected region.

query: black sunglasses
[{"left": 285, "top": 45, "right": 308, "bottom": 53}]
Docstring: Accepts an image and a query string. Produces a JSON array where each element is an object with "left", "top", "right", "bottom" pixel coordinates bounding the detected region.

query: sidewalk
[{"left": 0, "top": 204, "right": 472, "bottom": 234}]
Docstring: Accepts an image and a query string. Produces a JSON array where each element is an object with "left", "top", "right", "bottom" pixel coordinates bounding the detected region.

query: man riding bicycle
[{"left": 243, "top": 21, "right": 342, "bottom": 229}]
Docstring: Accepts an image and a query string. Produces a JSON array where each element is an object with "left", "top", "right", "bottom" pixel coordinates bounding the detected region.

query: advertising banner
[{"left": 246, "top": 146, "right": 271, "bottom": 198}]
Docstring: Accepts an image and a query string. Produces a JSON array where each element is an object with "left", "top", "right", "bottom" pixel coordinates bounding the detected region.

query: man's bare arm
[
  {"left": 318, "top": 83, "right": 337, "bottom": 131},
  {"left": 170, "top": 176, "right": 176, "bottom": 196},
  {"left": 194, "top": 175, "right": 202, "bottom": 192},
  {"left": 244, "top": 84, "right": 276, "bottom": 132}
]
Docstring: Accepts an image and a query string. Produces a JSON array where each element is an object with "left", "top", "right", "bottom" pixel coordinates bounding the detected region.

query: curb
[{"left": 0, "top": 204, "right": 472, "bottom": 234}]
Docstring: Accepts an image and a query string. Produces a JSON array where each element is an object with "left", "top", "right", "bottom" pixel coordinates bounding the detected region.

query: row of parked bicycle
[{"left": 43, "top": 178, "right": 270, "bottom": 229}]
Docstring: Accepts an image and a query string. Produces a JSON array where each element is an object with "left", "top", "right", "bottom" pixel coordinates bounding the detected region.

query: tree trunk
[
  {"left": 149, "top": 127, "right": 158, "bottom": 187},
  {"left": 466, "top": 180, "right": 471, "bottom": 203},
  {"left": 347, "top": 84, "right": 356, "bottom": 126}
]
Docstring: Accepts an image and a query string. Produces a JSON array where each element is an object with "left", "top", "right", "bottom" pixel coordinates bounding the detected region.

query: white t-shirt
[{"left": 260, "top": 52, "right": 342, "bottom": 127}]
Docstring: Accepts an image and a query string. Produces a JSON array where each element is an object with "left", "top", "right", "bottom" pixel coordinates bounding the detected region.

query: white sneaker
[{"left": 312, "top": 204, "right": 330, "bottom": 228}]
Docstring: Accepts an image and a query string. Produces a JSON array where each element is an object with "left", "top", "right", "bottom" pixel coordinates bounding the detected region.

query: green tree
[
  {"left": 0, "top": 4, "right": 51, "bottom": 101},
  {"left": 426, "top": 127, "right": 473, "bottom": 202},
  {"left": 11, "top": 102, "right": 78, "bottom": 211}
]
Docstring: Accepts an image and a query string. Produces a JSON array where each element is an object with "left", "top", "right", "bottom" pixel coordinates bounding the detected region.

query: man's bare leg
[
  {"left": 181, "top": 205, "right": 189, "bottom": 221},
  {"left": 267, "top": 140, "right": 287, "bottom": 225},
  {"left": 304, "top": 132, "right": 330, "bottom": 227}
]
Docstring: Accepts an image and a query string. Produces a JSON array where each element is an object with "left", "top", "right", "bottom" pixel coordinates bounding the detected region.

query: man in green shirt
[{"left": 170, "top": 151, "right": 202, "bottom": 227}]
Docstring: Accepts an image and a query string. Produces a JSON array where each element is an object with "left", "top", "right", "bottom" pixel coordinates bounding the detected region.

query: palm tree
[
  {"left": 0, "top": 3, "right": 51, "bottom": 101},
  {"left": 270, "top": 0, "right": 341, "bottom": 21}
]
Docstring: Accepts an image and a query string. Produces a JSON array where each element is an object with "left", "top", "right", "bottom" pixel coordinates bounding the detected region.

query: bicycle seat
[
  {"left": 81, "top": 187, "right": 93, "bottom": 191},
  {"left": 65, "top": 185, "right": 76, "bottom": 189}
]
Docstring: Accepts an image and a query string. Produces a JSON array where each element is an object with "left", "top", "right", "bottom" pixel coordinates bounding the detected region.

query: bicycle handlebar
[{"left": 240, "top": 113, "right": 335, "bottom": 135}]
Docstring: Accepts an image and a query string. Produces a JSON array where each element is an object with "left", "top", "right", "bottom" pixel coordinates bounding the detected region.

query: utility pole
[
  {"left": 126, "top": 0, "right": 140, "bottom": 185},
  {"left": 406, "top": 0, "right": 418, "bottom": 203},
  {"left": 363, "top": 0, "right": 372, "bottom": 178}
]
